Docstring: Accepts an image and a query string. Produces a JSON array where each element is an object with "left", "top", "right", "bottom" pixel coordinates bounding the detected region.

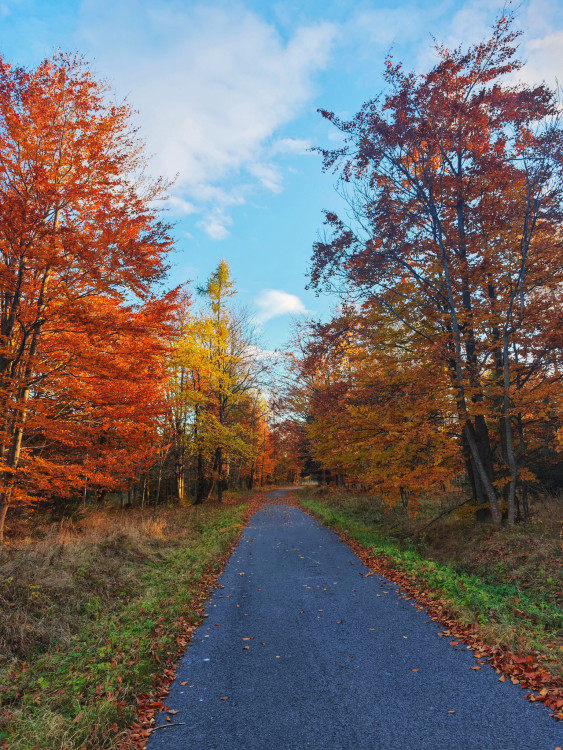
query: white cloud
[
  {"left": 196, "top": 210, "right": 233, "bottom": 241},
  {"left": 165, "top": 195, "right": 197, "bottom": 215},
  {"left": 247, "top": 162, "right": 283, "bottom": 193},
  {"left": 520, "top": 31, "right": 563, "bottom": 88},
  {"left": 271, "top": 137, "right": 312, "bottom": 155},
  {"left": 254, "top": 289, "right": 308, "bottom": 323},
  {"left": 77, "top": 1, "right": 336, "bottom": 235}
]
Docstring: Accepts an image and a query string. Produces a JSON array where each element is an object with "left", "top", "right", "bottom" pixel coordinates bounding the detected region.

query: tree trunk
[
  {"left": 0, "top": 263, "right": 52, "bottom": 543},
  {"left": 0, "top": 496, "right": 9, "bottom": 543},
  {"left": 501, "top": 332, "right": 518, "bottom": 526},
  {"left": 216, "top": 446, "right": 223, "bottom": 503},
  {"left": 195, "top": 451, "right": 206, "bottom": 504},
  {"left": 234, "top": 459, "right": 242, "bottom": 489},
  {"left": 141, "top": 473, "right": 148, "bottom": 510},
  {"left": 463, "top": 421, "right": 502, "bottom": 525},
  {"left": 153, "top": 463, "right": 163, "bottom": 517}
]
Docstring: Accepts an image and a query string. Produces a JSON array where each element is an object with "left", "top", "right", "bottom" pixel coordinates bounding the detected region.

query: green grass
[
  {"left": 0, "top": 502, "right": 249, "bottom": 749},
  {"left": 300, "top": 491, "right": 563, "bottom": 671}
]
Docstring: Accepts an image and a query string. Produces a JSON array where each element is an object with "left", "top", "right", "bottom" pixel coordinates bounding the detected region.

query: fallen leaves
[{"left": 299, "top": 507, "right": 563, "bottom": 721}]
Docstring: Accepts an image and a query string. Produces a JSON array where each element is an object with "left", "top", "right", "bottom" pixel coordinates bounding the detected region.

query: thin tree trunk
[
  {"left": 502, "top": 332, "right": 518, "bottom": 525},
  {"left": 153, "top": 464, "right": 163, "bottom": 518},
  {"left": 141, "top": 473, "right": 148, "bottom": 510},
  {"left": 0, "top": 497, "right": 9, "bottom": 543},
  {"left": 195, "top": 451, "right": 206, "bottom": 504},
  {"left": 216, "top": 446, "right": 223, "bottom": 503},
  {"left": 234, "top": 459, "right": 242, "bottom": 489}
]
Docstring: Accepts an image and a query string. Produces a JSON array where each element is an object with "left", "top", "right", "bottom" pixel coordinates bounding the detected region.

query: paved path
[{"left": 147, "top": 490, "right": 562, "bottom": 749}]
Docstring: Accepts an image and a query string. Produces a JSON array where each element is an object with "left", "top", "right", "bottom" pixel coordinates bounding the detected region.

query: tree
[
  {"left": 289, "top": 310, "right": 461, "bottom": 509},
  {"left": 170, "top": 261, "right": 270, "bottom": 503},
  {"left": 310, "top": 13, "right": 563, "bottom": 525},
  {"left": 0, "top": 53, "right": 175, "bottom": 540}
]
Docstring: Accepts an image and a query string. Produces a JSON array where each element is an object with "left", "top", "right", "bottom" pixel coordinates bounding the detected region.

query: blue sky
[{"left": 1, "top": 0, "right": 562, "bottom": 349}]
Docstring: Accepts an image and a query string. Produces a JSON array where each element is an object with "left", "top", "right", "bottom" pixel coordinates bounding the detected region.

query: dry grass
[
  {"left": 0, "top": 493, "right": 258, "bottom": 749},
  {"left": 310, "top": 485, "right": 563, "bottom": 573},
  {"left": 0, "top": 499, "right": 244, "bottom": 670}
]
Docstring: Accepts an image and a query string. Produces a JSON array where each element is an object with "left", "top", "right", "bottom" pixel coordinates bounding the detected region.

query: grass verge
[
  {"left": 299, "top": 488, "right": 563, "bottom": 718},
  {"left": 0, "top": 494, "right": 263, "bottom": 749}
]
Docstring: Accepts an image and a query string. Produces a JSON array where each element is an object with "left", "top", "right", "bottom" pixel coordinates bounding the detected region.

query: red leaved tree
[
  {"left": 0, "top": 53, "right": 175, "bottom": 539},
  {"left": 310, "top": 14, "right": 563, "bottom": 525}
]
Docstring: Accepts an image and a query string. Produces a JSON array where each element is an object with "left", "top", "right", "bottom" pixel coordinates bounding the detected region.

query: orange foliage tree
[
  {"left": 290, "top": 311, "right": 461, "bottom": 510},
  {"left": 309, "top": 13, "right": 563, "bottom": 525},
  {"left": 268, "top": 419, "right": 305, "bottom": 486},
  {"left": 0, "top": 54, "right": 176, "bottom": 539}
]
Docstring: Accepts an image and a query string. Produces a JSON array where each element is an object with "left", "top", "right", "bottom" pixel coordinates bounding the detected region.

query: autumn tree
[
  {"left": 309, "top": 13, "right": 563, "bottom": 525},
  {"left": 0, "top": 53, "right": 176, "bottom": 539},
  {"left": 22, "top": 294, "right": 175, "bottom": 508},
  {"left": 268, "top": 419, "right": 305, "bottom": 486},
  {"left": 289, "top": 309, "right": 462, "bottom": 508},
  {"left": 169, "top": 261, "right": 270, "bottom": 503}
]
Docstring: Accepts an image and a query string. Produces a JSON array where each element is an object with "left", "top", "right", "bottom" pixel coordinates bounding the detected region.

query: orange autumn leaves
[
  {"left": 291, "top": 314, "right": 460, "bottom": 511},
  {"left": 0, "top": 53, "right": 176, "bottom": 538},
  {"left": 299, "top": 13, "right": 563, "bottom": 522}
]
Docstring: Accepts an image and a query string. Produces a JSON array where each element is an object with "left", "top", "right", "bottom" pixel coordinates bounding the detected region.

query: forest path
[{"left": 146, "top": 489, "right": 561, "bottom": 750}]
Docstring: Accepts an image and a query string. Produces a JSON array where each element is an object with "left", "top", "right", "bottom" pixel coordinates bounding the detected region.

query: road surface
[{"left": 147, "top": 489, "right": 562, "bottom": 750}]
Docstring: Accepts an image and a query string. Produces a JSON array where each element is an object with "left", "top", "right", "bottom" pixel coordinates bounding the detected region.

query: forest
[
  {"left": 0, "top": 12, "right": 562, "bottom": 748},
  {"left": 0, "top": 54, "right": 304, "bottom": 544},
  {"left": 292, "top": 16, "right": 563, "bottom": 526},
  {"left": 0, "top": 17, "right": 561, "bottom": 542}
]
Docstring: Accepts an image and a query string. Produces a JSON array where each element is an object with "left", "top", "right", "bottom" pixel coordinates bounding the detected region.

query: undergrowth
[{"left": 0, "top": 497, "right": 254, "bottom": 749}]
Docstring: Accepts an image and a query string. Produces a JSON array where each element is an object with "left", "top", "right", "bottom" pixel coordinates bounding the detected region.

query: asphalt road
[{"left": 147, "top": 489, "right": 562, "bottom": 750}]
